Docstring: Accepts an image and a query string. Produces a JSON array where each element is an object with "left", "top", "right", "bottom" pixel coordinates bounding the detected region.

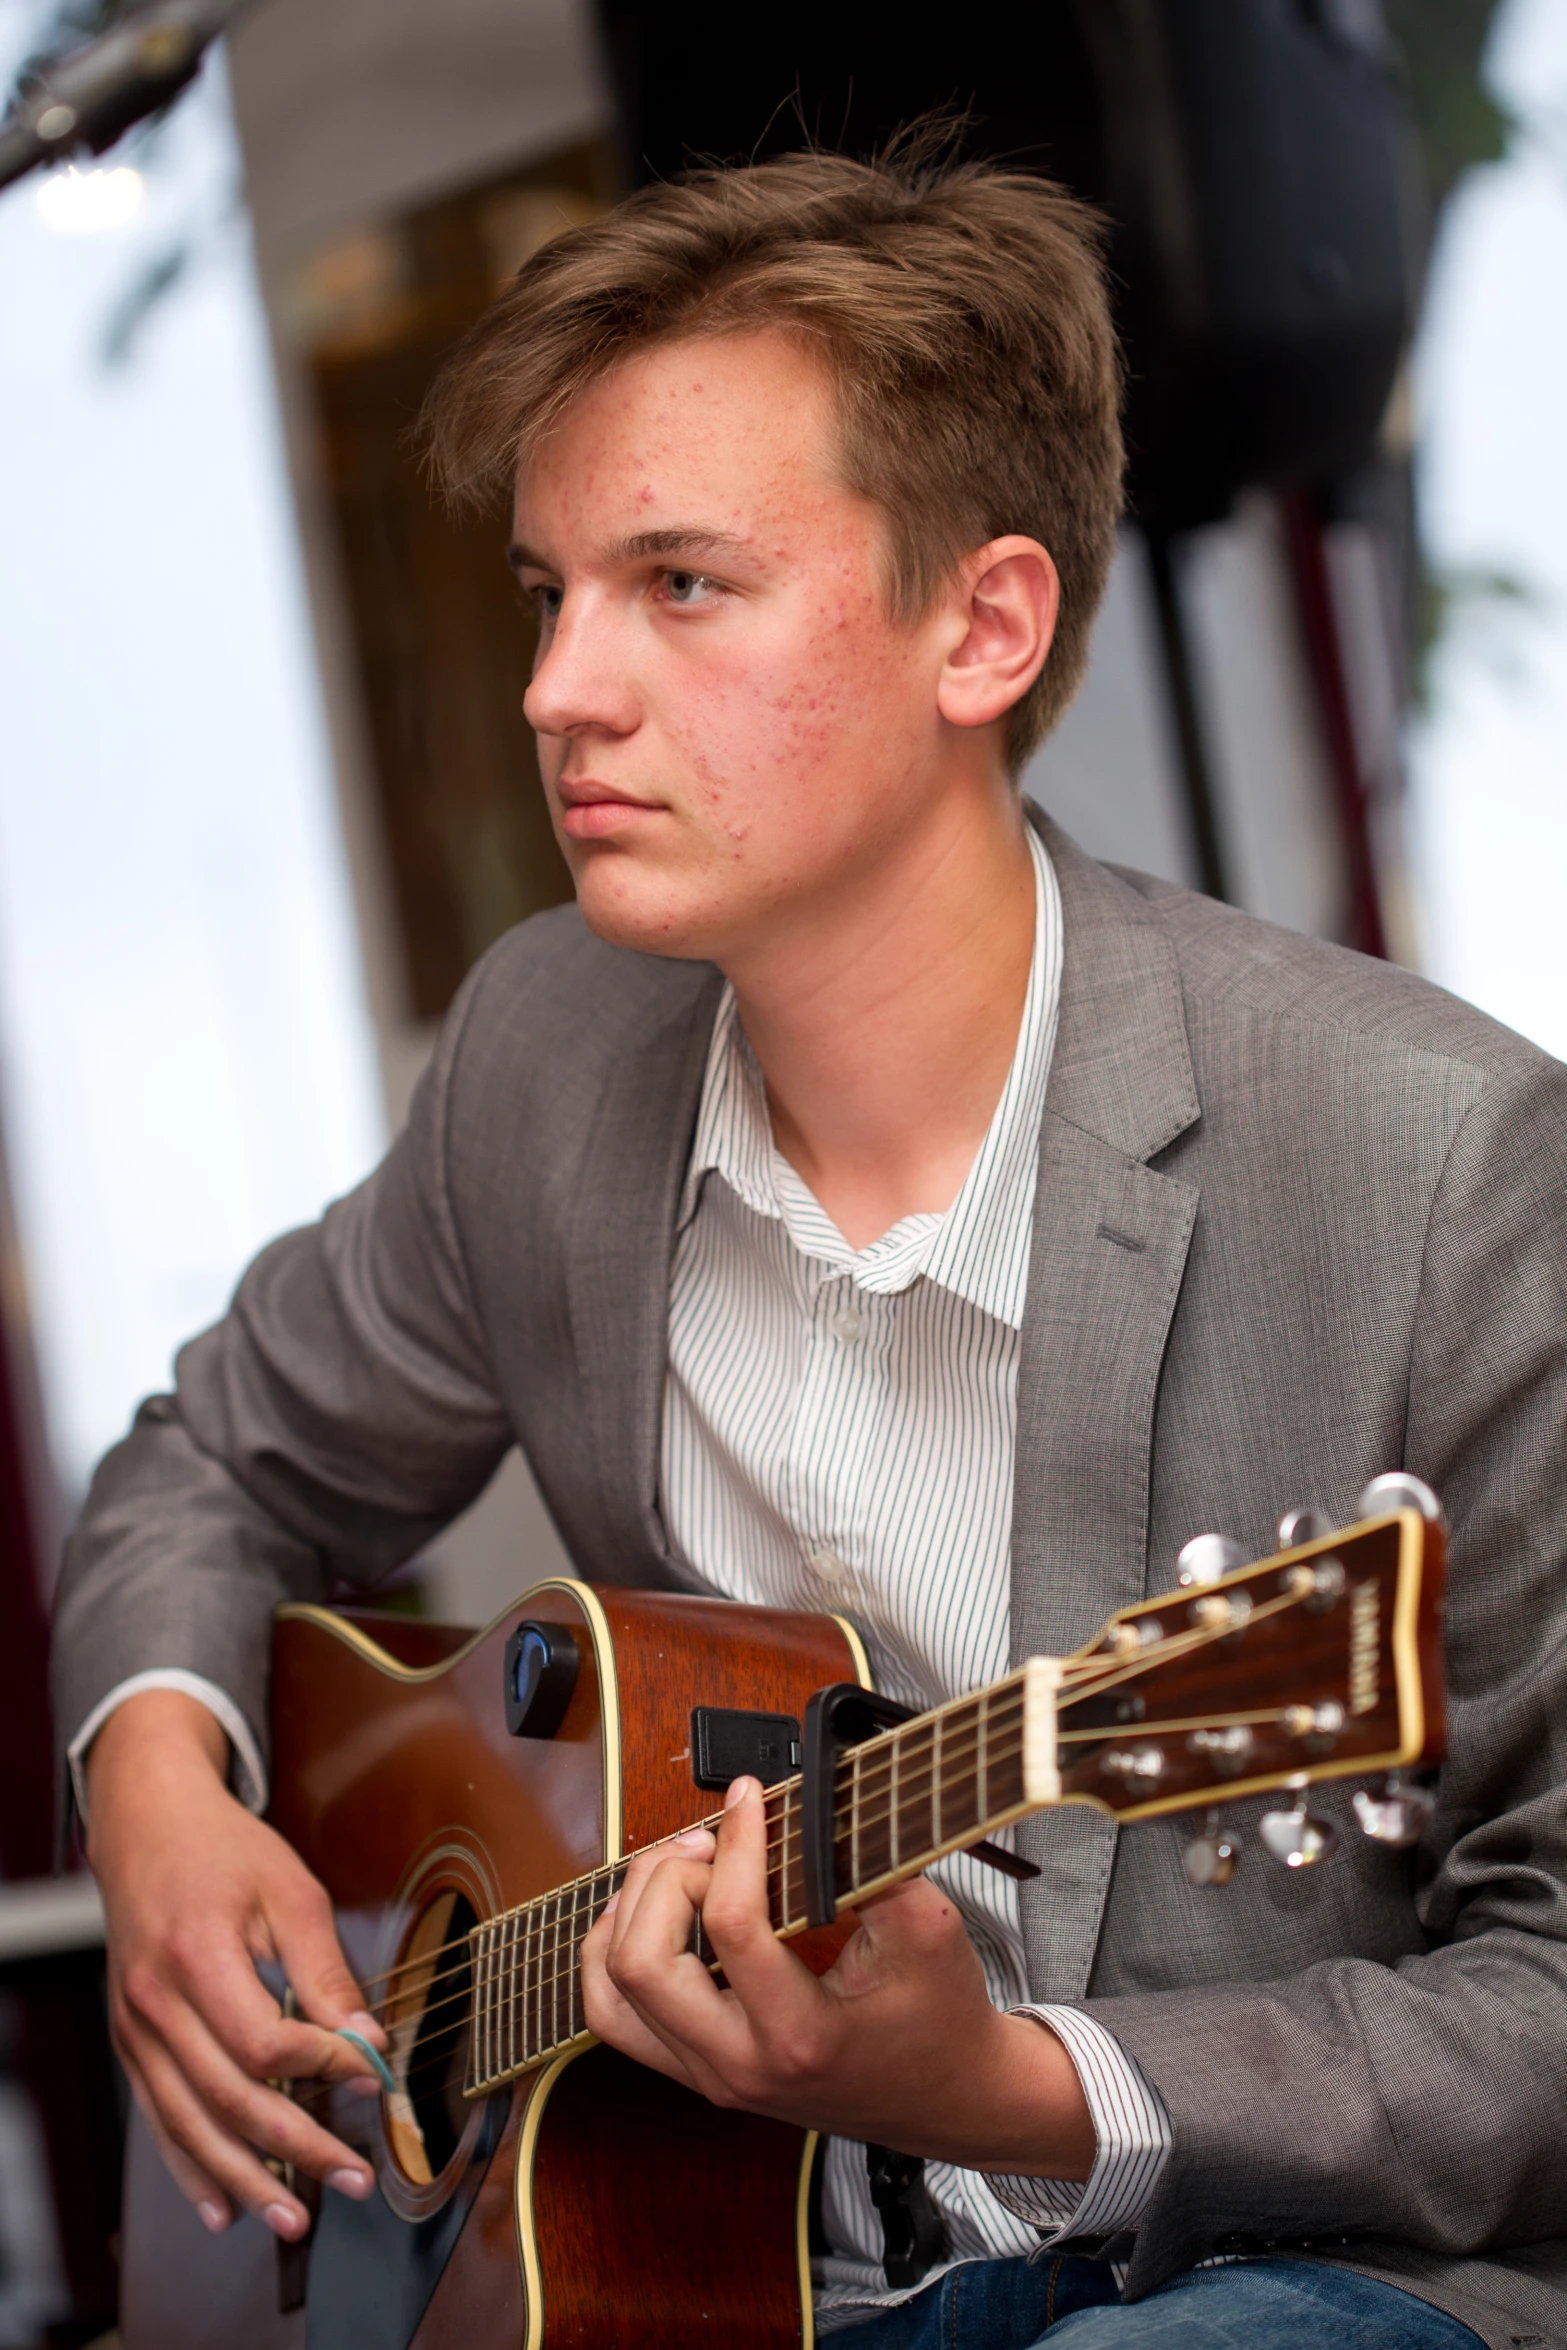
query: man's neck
[{"left": 725, "top": 779, "right": 1038, "bottom": 1252}]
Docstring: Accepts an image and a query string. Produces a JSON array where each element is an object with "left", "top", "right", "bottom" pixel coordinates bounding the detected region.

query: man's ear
[{"left": 935, "top": 537, "right": 1059, "bottom": 734}]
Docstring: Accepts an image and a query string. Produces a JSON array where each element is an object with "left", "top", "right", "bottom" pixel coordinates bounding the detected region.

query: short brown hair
[{"left": 425, "top": 143, "right": 1123, "bottom": 765}]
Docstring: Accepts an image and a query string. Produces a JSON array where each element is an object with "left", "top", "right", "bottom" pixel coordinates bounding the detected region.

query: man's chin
[{"left": 571, "top": 866, "right": 725, "bottom": 964}]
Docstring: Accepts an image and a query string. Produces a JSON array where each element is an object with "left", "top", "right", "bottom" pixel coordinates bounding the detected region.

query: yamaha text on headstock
[{"left": 117, "top": 1478, "right": 1445, "bottom": 2350}]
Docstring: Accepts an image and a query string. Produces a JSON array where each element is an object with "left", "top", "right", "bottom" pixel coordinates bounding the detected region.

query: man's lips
[{"left": 555, "top": 780, "right": 665, "bottom": 842}]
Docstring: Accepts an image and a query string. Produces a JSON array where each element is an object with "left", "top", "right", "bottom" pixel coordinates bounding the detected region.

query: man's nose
[{"left": 525, "top": 593, "right": 638, "bottom": 740}]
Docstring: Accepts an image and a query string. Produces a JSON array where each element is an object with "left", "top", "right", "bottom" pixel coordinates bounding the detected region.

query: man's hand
[
  {"left": 86, "top": 1690, "right": 387, "bottom": 2242},
  {"left": 580, "top": 1775, "right": 1096, "bottom": 2176}
]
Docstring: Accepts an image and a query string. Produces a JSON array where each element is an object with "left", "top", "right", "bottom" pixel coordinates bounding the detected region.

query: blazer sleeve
[
  {"left": 1084, "top": 1054, "right": 1567, "bottom": 2293},
  {"left": 49, "top": 951, "right": 515, "bottom": 1805}
]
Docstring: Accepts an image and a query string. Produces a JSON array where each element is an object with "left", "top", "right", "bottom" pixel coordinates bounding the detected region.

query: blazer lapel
[
  {"left": 1013, "top": 815, "right": 1201, "bottom": 1999},
  {"left": 565, "top": 966, "right": 724, "bottom": 1586}
]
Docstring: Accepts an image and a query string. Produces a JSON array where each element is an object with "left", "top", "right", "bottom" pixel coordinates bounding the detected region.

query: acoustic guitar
[{"left": 118, "top": 1494, "right": 1444, "bottom": 2350}]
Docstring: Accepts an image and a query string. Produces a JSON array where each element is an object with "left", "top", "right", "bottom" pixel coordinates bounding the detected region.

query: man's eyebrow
[
  {"left": 608, "top": 527, "right": 751, "bottom": 563},
  {"left": 507, "top": 527, "right": 752, "bottom": 573}
]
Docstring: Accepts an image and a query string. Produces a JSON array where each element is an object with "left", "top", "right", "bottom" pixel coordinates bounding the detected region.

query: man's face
[{"left": 511, "top": 329, "right": 981, "bottom": 970}]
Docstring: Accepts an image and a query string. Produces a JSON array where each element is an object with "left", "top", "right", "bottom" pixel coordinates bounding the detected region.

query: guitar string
[
  {"left": 376, "top": 1711, "right": 1030, "bottom": 2051},
  {"left": 354, "top": 1582, "right": 1292, "bottom": 2005},
  {"left": 367, "top": 1639, "right": 1314, "bottom": 2046},
  {"left": 393, "top": 1665, "right": 1323, "bottom": 2063},
  {"left": 357, "top": 1578, "right": 1319, "bottom": 2027},
  {"left": 355, "top": 1695, "right": 1023, "bottom": 2009}
]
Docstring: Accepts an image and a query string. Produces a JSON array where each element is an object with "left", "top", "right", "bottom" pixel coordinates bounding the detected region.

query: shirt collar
[{"left": 677, "top": 826, "right": 1063, "bottom": 1330}]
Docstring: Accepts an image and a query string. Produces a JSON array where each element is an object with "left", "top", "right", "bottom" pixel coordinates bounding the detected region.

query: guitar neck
[
  {"left": 464, "top": 1659, "right": 1060, "bottom": 2095},
  {"left": 463, "top": 1505, "right": 1437, "bottom": 2097}
]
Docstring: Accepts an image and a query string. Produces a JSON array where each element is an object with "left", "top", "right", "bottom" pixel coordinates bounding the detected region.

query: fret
[
  {"left": 533, "top": 1899, "right": 547, "bottom": 2061},
  {"left": 481, "top": 1921, "right": 496, "bottom": 2085},
  {"left": 896, "top": 1718, "right": 934, "bottom": 1865},
  {"left": 496, "top": 1913, "right": 509, "bottom": 2078},
  {"left": 850, "top": 1747, "right": 863, "bottom": 1890},
  {"left": 778, "top": 1779, "right": 795, "bottom": 1930},
  {"left": 556, "top": 1889, "right": 570, "bottom": 2058},
  {"left": 531, "top": 1900, "right": 545, "bottom": 2063},
  {"left": 500, "top": 1916, "right": 512, "bottom": 2075},
  {"left": 941, "top": 1698, "right": 979, "bottom": 1844},
  {"left": 889, "top": 1732, "right": 900, "bottom": 1873},
  {"left": 568, "top": 1878, "right": 586, "bottom": 2040},
  {"left": 512, "top": 1907, "right": 528, "bottom": 2071},
  {"left": 470, "top": 1924, "right": 483, "bottom": 2087},
  {"left": 505, "top": 1910, "right": 519, "bottom": 2075},
  {"left": 467, "top": 1925, "right": 482, "bottom": 2089},
  {"left": 986, "top": 1681, "right": 1027, "bottom": 1815},
  {"left": 929, "top": 1710, "right": 942, "bottom": 1854},
  {"left": 491, "top": 1920, "right": 503, "bottom": 2084}
]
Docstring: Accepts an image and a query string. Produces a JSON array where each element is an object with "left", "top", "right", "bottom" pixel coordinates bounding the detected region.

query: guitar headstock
[{"left": 1059, "top": 1495, "right": 1446, "bottom": 1843}]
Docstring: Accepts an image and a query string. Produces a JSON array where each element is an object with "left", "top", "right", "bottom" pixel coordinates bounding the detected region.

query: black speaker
[{"left": 593, "top": 0, "right": 1421, "bottom": 527}]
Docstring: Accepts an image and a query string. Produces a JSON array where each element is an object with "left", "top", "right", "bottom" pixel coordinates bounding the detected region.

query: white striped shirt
[{"left": 661, "top": 826, "right": 1170, "bottom": 2326}]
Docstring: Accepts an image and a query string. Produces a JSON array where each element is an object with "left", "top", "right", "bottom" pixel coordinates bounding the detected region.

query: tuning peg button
[
  {"left": 1183, "top": 1809, "right": 1240, "bottom": 1887},
  {"left": 1277, "top": 1506, "right": 1333, "bottom": 1549},
  {"left": 1356, "top": 1472, "right": 1446, "bottom": 1530},
  {"left": 1258, "top": 1801, "right": 1339, "bottom": 1868},
  {"left": 1177, "top": 1534, "right": 1248, "bottom": 1588},
  {"left": 1353, "top": 1778, "right": 1436, "bottom": 1848}
]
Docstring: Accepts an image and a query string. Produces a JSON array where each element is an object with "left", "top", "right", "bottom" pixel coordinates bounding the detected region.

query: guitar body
[
  {"left": 120, "top": 1580, "right": 868, "bottom": 2350},
  {"left": 119, "top": 1504, "right": 1445, "bottom": 2349}
]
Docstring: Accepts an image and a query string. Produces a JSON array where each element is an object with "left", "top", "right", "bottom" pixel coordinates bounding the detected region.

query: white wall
[{"left": 0, "top": 24, "right": 387, "bottom": 1508}]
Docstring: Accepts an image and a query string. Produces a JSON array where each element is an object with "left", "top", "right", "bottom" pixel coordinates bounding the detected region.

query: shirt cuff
[
  {"left": 988, "top": 2004, "right": 1172, "bottom": 2243},
  {"left": 67, "top": 1670, "right": 269, "bottom": 1824}
]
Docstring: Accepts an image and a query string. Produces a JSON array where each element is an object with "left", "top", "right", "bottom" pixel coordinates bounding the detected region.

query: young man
[{"left": 55, "top": 150, "right": 1567, "bottom": 2348}]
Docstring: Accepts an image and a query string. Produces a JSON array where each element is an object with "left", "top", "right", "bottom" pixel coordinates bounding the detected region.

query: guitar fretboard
[{"left": 465, "top": 1666, "right": 1042, "bottom": 2096}]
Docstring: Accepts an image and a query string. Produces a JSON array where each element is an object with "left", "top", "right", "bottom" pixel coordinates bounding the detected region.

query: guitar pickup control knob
[{"left": 503, "top": 1620, "right": 580, "bottom": 1739}]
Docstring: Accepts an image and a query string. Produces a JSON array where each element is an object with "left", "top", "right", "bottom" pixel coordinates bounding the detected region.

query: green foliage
[{"left": 1384, "top": 0, "right": 1515, "bottom": 212}]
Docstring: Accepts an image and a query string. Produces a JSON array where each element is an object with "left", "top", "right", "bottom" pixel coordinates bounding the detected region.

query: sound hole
[{"left": 387, "top": 1889, "right": 477, "bottom": 2185}]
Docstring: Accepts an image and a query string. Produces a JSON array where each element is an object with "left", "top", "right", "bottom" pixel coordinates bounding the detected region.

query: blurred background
[{"left": 0, "top": 0, "right": 1561, "bottom": 2335}]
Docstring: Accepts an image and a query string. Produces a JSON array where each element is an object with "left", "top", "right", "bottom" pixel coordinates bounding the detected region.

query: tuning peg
[
  {"left": 1276, "top": 1505, "right": 1333, "bottom": 1549},
  {"left": 1176, "top": 1533, "right": 1248, "bottom": 1588},
  {"left": 1355, "top": 1472, "right": 1446, "bottom": 1531},
  {"left": 1353, "top": 1776, "right": 1436, "bottom": 1848},
  {"left": 1182, "top": 1808, "right": 1240, "bottom": 1887},
  {"left": 1258, "top": 1794, "right": 1339, "bottom": 1869}
]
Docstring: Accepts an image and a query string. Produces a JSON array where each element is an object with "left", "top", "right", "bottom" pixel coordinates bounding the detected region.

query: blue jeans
[{"left": 828, "top": 2256, "right": 1485, "bottom": 2349}]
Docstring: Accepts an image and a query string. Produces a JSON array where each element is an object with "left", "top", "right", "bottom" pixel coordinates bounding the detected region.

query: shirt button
[
  {"left": 807, "top": 1546, "right": 847, "bottom": 1582},
  {"left": 830, "top": 1305, "right": 865, "bottom": 1342}
]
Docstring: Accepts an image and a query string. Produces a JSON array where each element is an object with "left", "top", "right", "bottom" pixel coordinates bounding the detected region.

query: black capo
[{"left": 799, "top": 1682, "right": 1040, "bottom": 1930}]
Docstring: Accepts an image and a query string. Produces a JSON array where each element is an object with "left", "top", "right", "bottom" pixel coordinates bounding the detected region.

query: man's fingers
[
  {"left": 117, "top": 1979, "right": 375, "bottom": 2205},
  {"left": 120, "top": 2049, "right": 234, "bottom": 2233},
  {"left": 131, "top": 2033, "right": 321, "bottom": 2239},
  {"left": 270, "top": 1883, "right": 387, "bottom": 2046}
]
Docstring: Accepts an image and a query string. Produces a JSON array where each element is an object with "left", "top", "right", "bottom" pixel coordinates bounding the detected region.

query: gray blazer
[{"left": 54, "top": 818, "right": 1567, "bottom": 2348}]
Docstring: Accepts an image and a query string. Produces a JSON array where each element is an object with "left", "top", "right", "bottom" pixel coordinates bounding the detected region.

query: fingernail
[
  {"left": 263, "top": 2203, "right": 303, "bottom": 2240},
  {"left": 602, "top": 1891, "right": 620, "bottom": 1918},
  {"left": 675, "top": 1827, "right": 716, "bottom": 1851},
  {"left": 725, "top": 1775, "right": 757, "bottom": 1808},
  {"left": 347, "top": 2009, "right": 385, "bottom": 2045},
  {"left": 347, "top": 2075, "right": 381, "bottom": 2099},
  {"left": 327, "top": 2166, "right": 373, "bottom": 2201},
  {"left": 196, "top": 2199, "right": 228, "bottom": 2234}
]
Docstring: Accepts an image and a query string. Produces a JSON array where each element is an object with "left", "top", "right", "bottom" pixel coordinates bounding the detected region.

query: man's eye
[
  {"left": 532, "top": 583, "right": 564, "bottom": 620},
  {"left": 661, "top": 570, "right": 718, "bottom": 606}
]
